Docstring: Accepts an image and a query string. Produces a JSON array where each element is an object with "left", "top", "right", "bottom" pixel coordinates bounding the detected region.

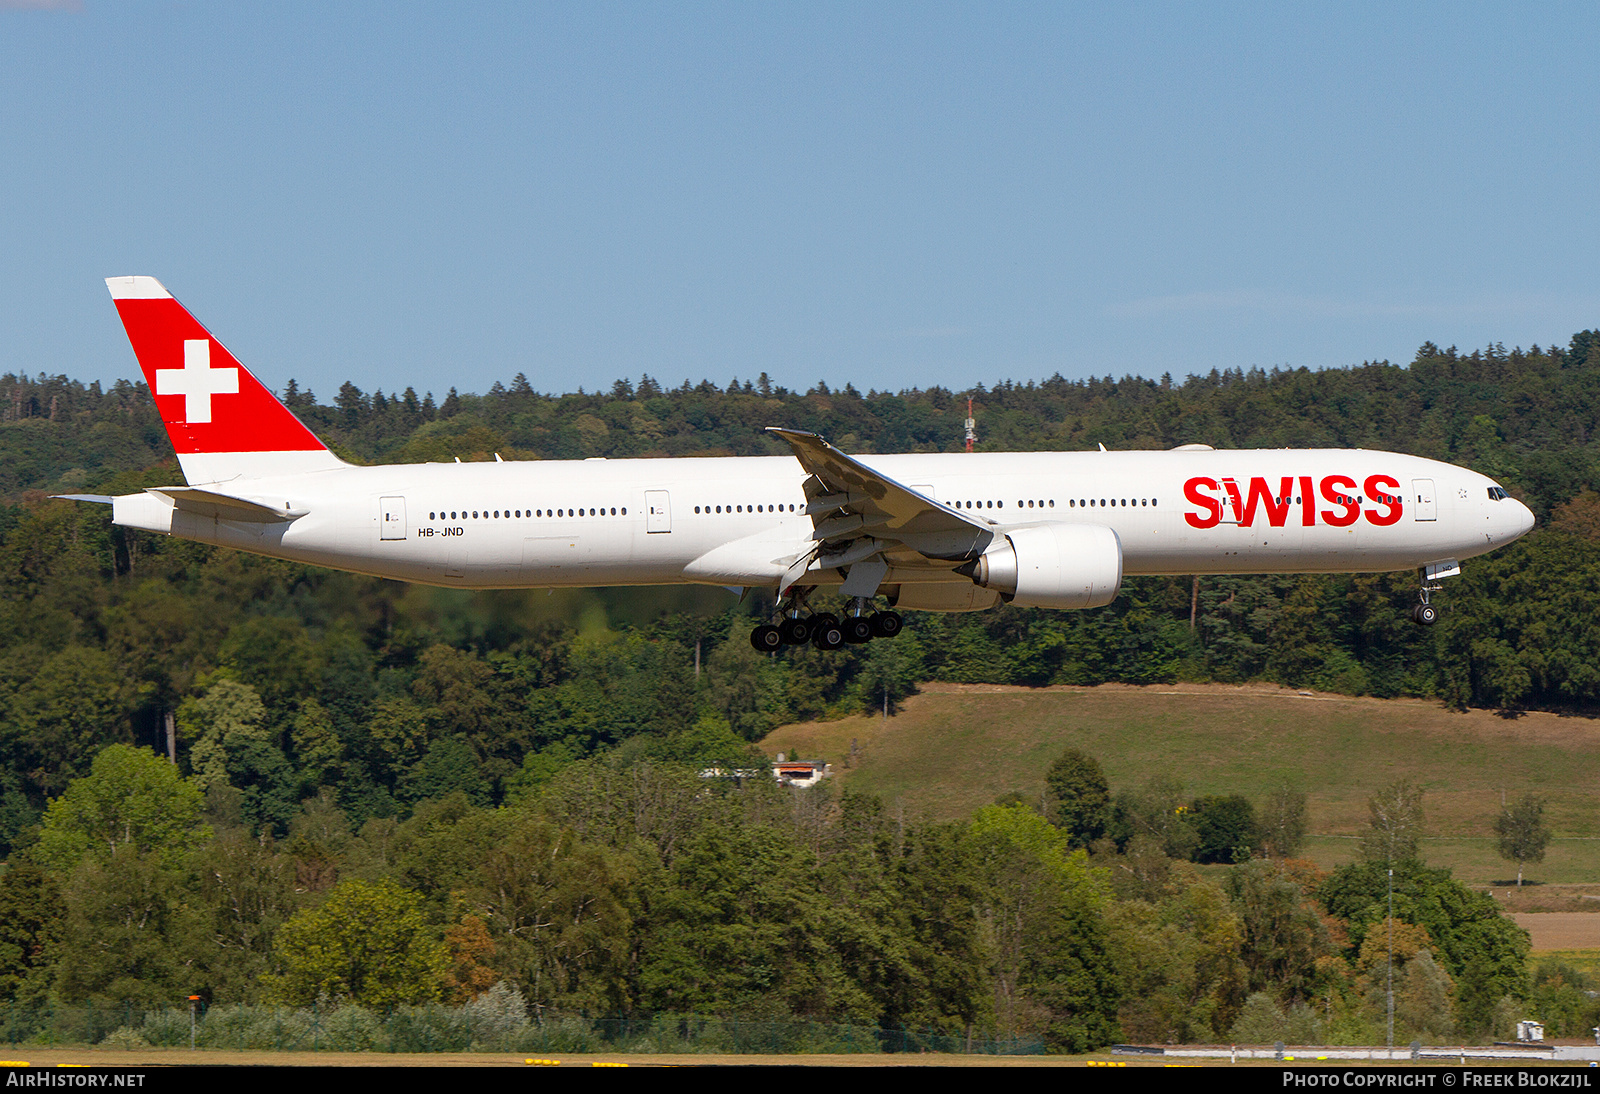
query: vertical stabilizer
[{"left": 105, "top": 276, "right": 347, "bottom": 484}]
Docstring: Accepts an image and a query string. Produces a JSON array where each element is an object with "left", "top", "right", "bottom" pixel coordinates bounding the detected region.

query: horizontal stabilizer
[
  {"left": 51, "top": 494, "right": 113, "bottom": 505},
  {"left": 147, "top": 486, "right": 307, "bottom": 523}
]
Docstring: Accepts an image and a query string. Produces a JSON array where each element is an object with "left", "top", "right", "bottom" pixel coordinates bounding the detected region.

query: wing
[{"left": 765, "top": 427, "right": 995, "bottom": 595}]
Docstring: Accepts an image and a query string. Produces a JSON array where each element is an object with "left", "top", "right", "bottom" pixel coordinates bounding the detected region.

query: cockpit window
[{"left": 1487, "top": 486, "right": 1508, "bottom": 500}]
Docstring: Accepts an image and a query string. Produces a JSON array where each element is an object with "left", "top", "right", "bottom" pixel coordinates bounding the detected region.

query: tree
[
  {"left": 53, "top": 843, "right": 192, "bottom": 1005},
  {"left": 180, "top": 679, "right": 269, "bottom": 795},
  {"left": 1394, "top": 950, "right": 1456, "bottom": 1041},
  {"left": 1106, "top": 877, "right": 1248, "bottom": 1043},
  {"left": 634, "top": 820, "right": 843, "bottom": 1020},
  {"left": 0, "top": 861, "right": 61, "bottom": 1004},
  {"left": 1361, "top": 780, "right": 1425, "bottom": 865},
  {"left": 1494, "top": 792, "right": 1551, "bottom": 887},
  {"left": 1044, "top": 749, "right": 1112, "bottom": 849},
  {"left": 265, "top": 878, "right": 447, "bottom": 1006},
  {"left": 1191, "top": 795, "right": 1259, "bottom": 864},
  {"left": 965, "top": 804, "right": 1122, "bottom": 1051},
  {"left": 853, "top": 630, "right": 926, "bottom": 716},
  {"left": 1113, "top": 774, "right": 1199, "bottom": 860},
  {"left": 34, "top": 744, "right": 210, "bottom": 875},
  {"left": 11, "top": 646, "right": 132, "bottom": 799},
  {"left": 1318, "top": 861, "right": 1530, "bottom": 1037},
  {"left": 443, "top": 914, "right": 499, "bottom": 1003},
  {"left": 1222, "top": 859, "right": 1332, "bottom": 1002},
  {"left": 184, "top": 829, "right": 297, "bottom": 1002},
  {"left": 1259, "top": 785, "right": 1309, "bottom": 859}
]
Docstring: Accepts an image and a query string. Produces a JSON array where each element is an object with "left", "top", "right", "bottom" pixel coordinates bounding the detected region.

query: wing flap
[
  {"left": 766, "top": 428, "right": 990, "bottom": 539},
  {"left": 766, "top": 428, "right": 996, "bottom": 590}
]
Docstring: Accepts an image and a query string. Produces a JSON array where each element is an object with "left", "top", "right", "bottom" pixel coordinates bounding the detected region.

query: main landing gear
[{"left": 750, "top": 592, "right": 904, "bottom": 652}]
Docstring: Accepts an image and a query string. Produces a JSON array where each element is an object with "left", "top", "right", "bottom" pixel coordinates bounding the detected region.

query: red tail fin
[{"left": 106, "top": 276, "right": 344, "bottom": 483}]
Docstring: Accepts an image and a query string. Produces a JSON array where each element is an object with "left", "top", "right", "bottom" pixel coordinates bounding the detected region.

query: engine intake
[{"left": 956, "top": 522, "right": 1122, "bottom": 609}]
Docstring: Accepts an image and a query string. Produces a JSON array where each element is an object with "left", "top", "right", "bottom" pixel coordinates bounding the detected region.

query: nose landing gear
[{"left": 1408, "top": 560, "right": 1461, "bottom": 627}]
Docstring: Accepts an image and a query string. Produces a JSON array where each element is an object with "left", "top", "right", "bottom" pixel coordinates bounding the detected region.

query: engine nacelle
[{"left": 958, "top": 522, "right": 1122, "bottom": 609}]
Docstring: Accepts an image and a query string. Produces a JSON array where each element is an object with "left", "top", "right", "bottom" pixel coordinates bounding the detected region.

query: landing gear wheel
[
  {"left": 869, "top": 611, "right": 902, "bottom": 638},
  {"left": 751, "top": 624, "right": 783, "bottom": 652},
  {"left": 843, "top": 616, "right": 875, "bottom": 644},
  {"left": 811, "top": 615, "right": 845, "bottom": 651},
  {"left": 1415, "top": 603, "right": 1438, "bottom": 626},
  {"left": 778, "top": 616, "right": 811, "bottom": 645}
]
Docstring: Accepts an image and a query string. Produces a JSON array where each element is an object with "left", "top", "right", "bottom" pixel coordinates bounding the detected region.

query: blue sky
[{"left": 3, "top": 2, "right": 1598, "bottom": 401}]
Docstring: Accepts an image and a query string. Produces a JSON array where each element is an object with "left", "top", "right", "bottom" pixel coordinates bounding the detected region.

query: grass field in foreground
[{"left": 759, "top": 682, "right": 1600, "bottom": 887}]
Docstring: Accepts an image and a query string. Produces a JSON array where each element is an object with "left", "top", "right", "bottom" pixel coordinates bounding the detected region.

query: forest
[{"left": 1, "top": 332, "right": 1599, "bottom": 1051}]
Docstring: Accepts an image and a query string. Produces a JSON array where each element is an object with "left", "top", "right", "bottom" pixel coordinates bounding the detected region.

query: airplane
[{"left": 64, "top": 276, "right": 1536, "bottom": 652}]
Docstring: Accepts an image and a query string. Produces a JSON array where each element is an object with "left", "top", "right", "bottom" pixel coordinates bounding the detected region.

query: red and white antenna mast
[{"left": 964, "top": 396, "right": 976, "bottom": 453}]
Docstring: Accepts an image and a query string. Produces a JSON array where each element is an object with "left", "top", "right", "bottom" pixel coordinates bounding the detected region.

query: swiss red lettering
[
  {"left": 1364, "top": 474, "right": 1402, "bottom": 526},
  {"left": 1239, "top": 477, "right": 1294, "bottom": 527},
  {"left": 1184, "top": 477, "right": 1222, "bottom": 528},
  {"left": 1183, "top": 471, "right": 1400, "bottom": 530},
  {"left": 1319, "top": 475, "right": 1359, "bottom": 526}
]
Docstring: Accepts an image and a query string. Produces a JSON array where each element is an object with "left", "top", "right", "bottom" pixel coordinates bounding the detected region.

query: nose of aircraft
[
  {"left": 1498, "top": 497, "right": 1535, "bottom": 542},
  {"left": 1512, "top": 498, "right": 1535, "bottom": 537}
]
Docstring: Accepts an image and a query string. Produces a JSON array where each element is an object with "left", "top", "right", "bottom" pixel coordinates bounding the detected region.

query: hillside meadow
[{"left": 760, "top": 681, "right": 1600, "bottom": 885}]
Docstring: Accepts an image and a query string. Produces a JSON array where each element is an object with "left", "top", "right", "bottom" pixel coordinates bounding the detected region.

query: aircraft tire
[
  {"left": 779, "top": 617, "right": 811, "bottom": 645},
  {"left": 751, "top": 624, "right": 783, "bottom": 652},
  {"left": 870, "top": 611, "right": 902, "bottom": 638},
  {"left": 1415, "top": 603, "right": 1438, "bottom": 626},
  {"left": 812, "top": 618, "right": 845, "bottom": 651},
  {"left": 843, "top": 616, "right": 874, "bottom": 644}
]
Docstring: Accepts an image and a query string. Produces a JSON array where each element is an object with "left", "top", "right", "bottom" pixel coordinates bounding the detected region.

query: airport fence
[{"left": 0, "top": 996, "right": 1044, "bottom": 1056}]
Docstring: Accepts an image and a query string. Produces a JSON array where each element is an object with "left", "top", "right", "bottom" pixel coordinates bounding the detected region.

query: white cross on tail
[{"left": 155, "top": 340, "right": 238, "bottom": 423}]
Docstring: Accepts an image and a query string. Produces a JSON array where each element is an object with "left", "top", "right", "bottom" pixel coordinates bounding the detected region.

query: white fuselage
[{"left": 111, "top": 448, "right": 1535, "bottom": 597}]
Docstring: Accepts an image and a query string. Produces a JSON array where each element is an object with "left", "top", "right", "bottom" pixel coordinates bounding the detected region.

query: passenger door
[{"left": 645, "top": 490, "right": 672, "bottom": 533}]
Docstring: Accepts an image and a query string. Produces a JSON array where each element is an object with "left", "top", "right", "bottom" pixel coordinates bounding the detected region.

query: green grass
[
  {"left": 760, "top": 682, "right": 1600, "bottom": 886},
  {"left": 1533, "top": 952, "right": 1600, "bottom": 979}
]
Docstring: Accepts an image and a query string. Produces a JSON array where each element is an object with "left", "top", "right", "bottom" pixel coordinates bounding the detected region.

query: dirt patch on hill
[{"left": 1514, "top": 913, "right": 1600, "bottom": 951}]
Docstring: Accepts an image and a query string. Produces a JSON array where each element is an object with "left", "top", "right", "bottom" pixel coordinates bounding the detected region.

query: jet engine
[{"left": 956, "top": 522, "right": 1122, "bottom": 609}]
